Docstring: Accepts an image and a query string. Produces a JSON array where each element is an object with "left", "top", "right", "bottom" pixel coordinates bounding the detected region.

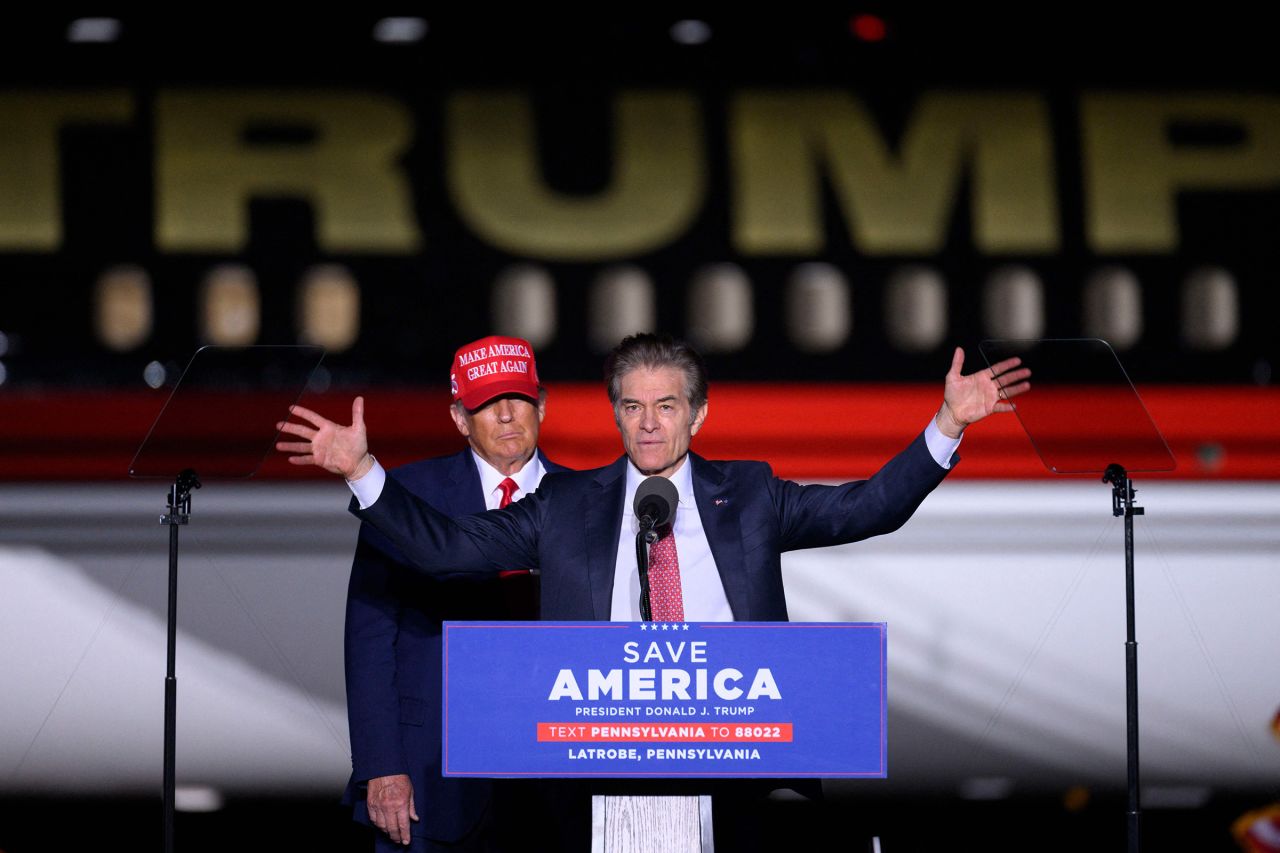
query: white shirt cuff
[
  {"left": 924, "top": 419, "right": 962, "bottom": 469},
  {"left": 347, "top": 458, "right": 387, "bottom": 509}
]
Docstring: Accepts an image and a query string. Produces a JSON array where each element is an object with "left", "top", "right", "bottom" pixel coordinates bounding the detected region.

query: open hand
[
  {"left": 936, "top": 347, "right": 1031, "bottom": 438},
  {"left": 275, "top": 396, "right": 374, "bottom": 480}
]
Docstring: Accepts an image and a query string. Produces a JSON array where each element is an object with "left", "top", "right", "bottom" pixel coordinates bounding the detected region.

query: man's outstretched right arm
[
  {"left": 277, "top": 397, "right": 541, "bottom": 575},
  {"left": 356, "top": 474, "right": 541, "bottom": 574}
]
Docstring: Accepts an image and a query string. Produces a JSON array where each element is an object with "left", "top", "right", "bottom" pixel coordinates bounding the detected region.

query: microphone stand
[{"left": 635, "top": 519, "right": 657, "bottom": 622}]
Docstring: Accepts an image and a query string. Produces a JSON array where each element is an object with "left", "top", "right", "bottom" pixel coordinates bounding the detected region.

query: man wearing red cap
[
  {"left": 341, "top": 336, "right": 566, "bottom": 853},
  {"left": 282, "top": 333, "right": 1026, "bottom": 851}
]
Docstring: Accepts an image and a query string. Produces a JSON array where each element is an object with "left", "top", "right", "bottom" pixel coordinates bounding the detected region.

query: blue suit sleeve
[
  {"left": 771, "top": 429, "right": 952, "bottom": 551},
  {"left": 352, "top": 475, "right": 545, "bottom": 574}
]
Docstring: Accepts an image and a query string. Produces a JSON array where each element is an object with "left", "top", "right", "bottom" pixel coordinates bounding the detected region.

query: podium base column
[{"left": 591, "top": 794, "right": 713, "bottom": 853}]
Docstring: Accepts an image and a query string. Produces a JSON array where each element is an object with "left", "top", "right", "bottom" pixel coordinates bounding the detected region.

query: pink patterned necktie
[{"left": 647, "top": 523, "right": 684, "bottom": 622}]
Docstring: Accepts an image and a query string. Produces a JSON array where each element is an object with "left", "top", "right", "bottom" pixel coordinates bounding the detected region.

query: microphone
[
  {"left": 633, "top": 476, "right": 678, "bottom": 621},
  {"left": 634, "top": 476, "right": 678, "bottom": 542}
]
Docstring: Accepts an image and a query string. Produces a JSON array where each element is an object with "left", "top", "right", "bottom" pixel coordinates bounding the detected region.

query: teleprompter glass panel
[
  {"left": 130, "top": 345, "right": 324, "bottom": 480},
  {"left": 979, "top": 338, "right": 1175, "bottom": 475}
]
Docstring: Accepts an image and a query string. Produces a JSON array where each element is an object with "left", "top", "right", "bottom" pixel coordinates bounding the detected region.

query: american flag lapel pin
[{"left": 713, "top": 498, "right": 729, "bottom": 506}]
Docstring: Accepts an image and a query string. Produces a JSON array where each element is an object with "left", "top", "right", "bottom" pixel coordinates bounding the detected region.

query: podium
[
  {"left": 592, "top": 796, "right": 710, "bottom": 853},
  {"left": 443, "top": 621, "right": 888, "bottom": 853}
]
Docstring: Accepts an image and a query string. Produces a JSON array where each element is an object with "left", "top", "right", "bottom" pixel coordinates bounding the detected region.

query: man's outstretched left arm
[{"left": 774, "top": 346, "right": 1030, "bottom": 549}]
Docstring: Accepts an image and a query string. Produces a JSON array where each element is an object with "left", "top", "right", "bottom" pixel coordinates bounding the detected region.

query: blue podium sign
[{"left": 442, "top": 622, "right": 886, "bottom": 778}]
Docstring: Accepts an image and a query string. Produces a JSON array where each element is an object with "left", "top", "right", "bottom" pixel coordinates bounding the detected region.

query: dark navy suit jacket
[
  {"left": 342, "top": 447, "right": 566, "bottom": 842},
  {"left": 353, "top": 431, "right": 950, "bottom": 623}
]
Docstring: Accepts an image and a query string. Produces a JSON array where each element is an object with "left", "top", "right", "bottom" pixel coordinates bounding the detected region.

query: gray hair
[{"left": 603, "top": 333, "right": 708, "bottom": 410}]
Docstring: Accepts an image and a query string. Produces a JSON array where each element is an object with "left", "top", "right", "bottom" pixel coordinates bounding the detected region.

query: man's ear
[
  {"left": 690, "top": 401, "right": 708, "bottom": 436},
  {"left": 449, "top": 403, "right": 471, "bottom": 438}
]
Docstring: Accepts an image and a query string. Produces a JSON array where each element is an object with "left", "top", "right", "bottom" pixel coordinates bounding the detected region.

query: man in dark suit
[
  {"left": 279, "top": 333, "right": 1028, "bottom": 849},
  {"left": 281, "top": 334, "right": 1028, "bottom": 621},
  {"left": 340, "top": 335, "right": 567, "bottom": 853}
]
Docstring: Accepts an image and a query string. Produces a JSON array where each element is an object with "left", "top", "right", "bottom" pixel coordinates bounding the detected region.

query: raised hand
[
  {"left": 936, "top": 347, "right": 1031, "bottom": 438},
  {"left": 275, "top": 396, "right": 375, "bottom": 480}
]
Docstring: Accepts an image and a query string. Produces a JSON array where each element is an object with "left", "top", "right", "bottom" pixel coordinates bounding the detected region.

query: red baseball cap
[{"left": 450, "top": 335, "right": 541, "bottom": 410}]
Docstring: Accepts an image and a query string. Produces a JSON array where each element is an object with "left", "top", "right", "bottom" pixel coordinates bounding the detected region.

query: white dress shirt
[
  {"left": 610, "top": 452, "right": 734, "bottom": 621},
  {"left": 471, "top": 450, "right": 545, "bottom": 510},
  {"left": 348, "top": 450, "right": 544, "bottom": 510}
]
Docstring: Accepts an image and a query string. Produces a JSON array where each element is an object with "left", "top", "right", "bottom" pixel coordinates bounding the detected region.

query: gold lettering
[
  {"left": 156, "top": 90, "right": 418, "bottom": 252},
  {"left": 1082, "top": 93, "right": 1280, "bottom": 252},
  {"left": 446, "top": 91, "right": 704, "bottom": 260},
  {"left": 731, "top": 90, "right": 1059, "bottom": 254},
  {"left": 0, "top": 90, "right": 133, "bottom": 249}
]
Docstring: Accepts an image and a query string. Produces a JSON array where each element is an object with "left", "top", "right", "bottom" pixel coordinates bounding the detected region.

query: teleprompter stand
[
  {"left": 1103, "top": 463, "right": 1145, "bottom": 851},
  {"left": 159, "top": 468, "right": 199, "bottom": 852},
  {"left": 129, "top": 345, "right": 324, "bottom": 853},
  {"left": 980, "top": 339, "right": 1176, "bottom": 853}
]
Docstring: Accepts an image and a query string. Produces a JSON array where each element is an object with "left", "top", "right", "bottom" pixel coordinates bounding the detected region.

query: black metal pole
[
  {"left": 635, "top": 530, "right": 654, "bottom": 622},
  {"left": 164, "top": 508, "right": 178, "bottom": 853},
  {"left": 1103, "top": 463, "right": 1143, "bottom": 853},
  {"left": 160, "top": 469, "right": 199, "bottom": 853}
]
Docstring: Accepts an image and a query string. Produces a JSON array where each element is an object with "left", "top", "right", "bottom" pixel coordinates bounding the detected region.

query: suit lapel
[
  {"left": 446, "top": 446, "right": 560, "bottom": 513},
  {"left": 691, "top": 453, "right": 748, "bottom": 621},
  {"left": 584, "top": 457, "right": 628, "bottom": 620},
  {"left": 445, "top": 449, "right": 486, "bottom": 516}
]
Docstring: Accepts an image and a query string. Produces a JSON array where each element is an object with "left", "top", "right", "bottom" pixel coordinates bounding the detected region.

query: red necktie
[
  {"left": 647, "top": 523, "right": 684, "bottom": 622},
  {"left": 496, "top": 477, "right": 531, "bottom": 585}
]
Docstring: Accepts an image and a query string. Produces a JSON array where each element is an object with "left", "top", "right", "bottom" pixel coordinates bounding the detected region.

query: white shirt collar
[
  {"left": 471, "top": 449, "right": 545, "bottom": 507},
  {"left": 623, "top": 453, "right": 694, "bottom": 521}
]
